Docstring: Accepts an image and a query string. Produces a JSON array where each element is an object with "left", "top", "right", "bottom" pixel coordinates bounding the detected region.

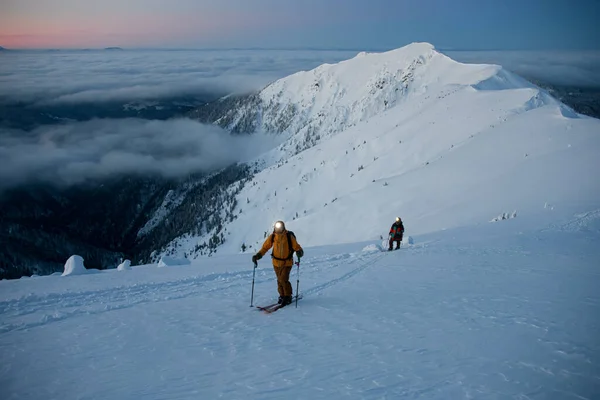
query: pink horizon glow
[{"left": 0, "top": 11, "right": 282, "bottom": 49}]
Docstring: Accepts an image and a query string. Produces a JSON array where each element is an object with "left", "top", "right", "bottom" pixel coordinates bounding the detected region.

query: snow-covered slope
[
  {"left": 165, "top": 43, "right": 600, "bottom": 259},
  {"left": 1, "top": 214, "right": 599, "bottom": 399},
  {"left": 2, "top": 43, "right": 599, "bottom": 399}
]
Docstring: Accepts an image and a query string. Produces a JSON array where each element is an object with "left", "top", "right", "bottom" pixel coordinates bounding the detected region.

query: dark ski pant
[
  {"left": 389, "top": 238, "right": 402, "bottom": 250},
  {"left": 273, "top": 265, "right": 293, "bottom": 297}
]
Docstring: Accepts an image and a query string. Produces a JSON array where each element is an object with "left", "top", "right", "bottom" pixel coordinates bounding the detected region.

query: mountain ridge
[
  {"left": 158, "top": 42, "right": 598, "bottom": 261},
  {"left": 191, "top": 42, "right": 571, "bottom": 163}
]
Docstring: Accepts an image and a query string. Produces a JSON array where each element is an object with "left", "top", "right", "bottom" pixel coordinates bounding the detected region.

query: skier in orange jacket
[{"left": 252, "top": 220, "right": 304, "bottom": 306}]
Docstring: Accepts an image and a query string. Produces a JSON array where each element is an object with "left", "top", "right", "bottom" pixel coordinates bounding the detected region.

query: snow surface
[
  {"left": 158, "top": 256, "right": 191, "bottom": 268},
  {"left": 1, "top": 214, "right": 599, "bottom": 399},
  {"left": 61, "top": 255, "right": 86, "bottom": 276},
  {"left": 117, "top": 259, "right": 131, "bottom": 271}
]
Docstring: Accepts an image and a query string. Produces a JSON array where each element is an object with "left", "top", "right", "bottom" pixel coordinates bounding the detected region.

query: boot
[
  {"left": 282, "top": 296, "right": 293, "bottom": 306},
  {"left": 277, "top": 296, "right": 284, "bottom": 304}
]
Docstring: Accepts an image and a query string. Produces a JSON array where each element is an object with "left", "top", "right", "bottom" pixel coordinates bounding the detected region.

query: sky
[{"left": 1, "top": 0, "right": 598, "bottom": 50}]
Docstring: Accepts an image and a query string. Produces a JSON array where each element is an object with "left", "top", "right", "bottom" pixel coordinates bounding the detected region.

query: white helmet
[{"left": 274, "top": 220, "right": 285, "bottom": 233}]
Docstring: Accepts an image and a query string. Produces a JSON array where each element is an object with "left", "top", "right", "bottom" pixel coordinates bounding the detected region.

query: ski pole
[
  {"left": 250, "top": 261, "right": 257, "bottom": 307},
  {"left": 295, "top": 259, "right": 300, "bottom": 308}
]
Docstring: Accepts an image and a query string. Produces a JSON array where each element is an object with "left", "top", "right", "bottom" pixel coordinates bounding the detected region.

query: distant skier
[
  {"left": 252, "top": 220, "right": 304, "bottom": 306},
  {"left": 388, "top": 217, "right": 404, "bottom": 251}
]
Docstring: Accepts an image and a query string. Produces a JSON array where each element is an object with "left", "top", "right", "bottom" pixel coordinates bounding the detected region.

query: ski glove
[
  {"left": 252, "top": 253, "right": 262, "bottom": 263},
  {"left": 296, "top": 248, "right": 304, "bottom": 258}
]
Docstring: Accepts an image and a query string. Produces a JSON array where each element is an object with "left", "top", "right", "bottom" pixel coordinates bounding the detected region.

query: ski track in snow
[
  {"left": 302, "top": 252, "right": 387, "bottom": 297},
  {"left": 0, "top": 250, "right": 379, "bottom": 334}
]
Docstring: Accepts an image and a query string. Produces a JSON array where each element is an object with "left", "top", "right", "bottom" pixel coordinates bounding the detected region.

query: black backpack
[{"left": 270, "top": 231, "right": 296, "bottom": 261}]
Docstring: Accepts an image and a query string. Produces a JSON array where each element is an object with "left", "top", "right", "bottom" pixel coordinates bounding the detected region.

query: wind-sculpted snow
[
  {"left": 61, "top": 255, "right": 87, "bottom": 276},
  {"left": 117, "top": 260, "right": 131, "bottom": 271},
  {"left": 0, "top": 220, "right": 598, "bottom": 399}
]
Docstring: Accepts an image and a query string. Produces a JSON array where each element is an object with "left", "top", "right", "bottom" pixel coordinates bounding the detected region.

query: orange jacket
[{"left": 257, "top": 230, "right": 302, "bottom": 267}]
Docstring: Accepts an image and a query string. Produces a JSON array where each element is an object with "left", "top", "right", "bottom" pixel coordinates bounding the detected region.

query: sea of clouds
[
  {"left": 0, "top": 49, "right": 359, "bottom": 105},
  {"left": 446, "top": 49, "right": 600, "bottom": 88},
  {"left": 1, "top": 47, "right": 598, "bottom": 191},
  {"left": 1, "top": 48, "right": 597, "bottom": 106}
]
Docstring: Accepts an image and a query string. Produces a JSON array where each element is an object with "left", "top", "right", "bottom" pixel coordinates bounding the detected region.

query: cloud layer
[
  {"left": 0, "top": 118, "right": 280, "bottom": 190},
  {"left": 0, "top": 49, "right": 359, "bottom": 105},
  {"left": 447, "top": 50, "right": 600, "bottom": 88},
  {"left": 0, "top": 47, "right": 598, "bottom": 191},
  {"left": 1, "top": 48, "right": 597, "bottom": 109}
]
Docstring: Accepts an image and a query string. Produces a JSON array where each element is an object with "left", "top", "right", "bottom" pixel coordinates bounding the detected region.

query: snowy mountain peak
[
  {"left": 349, "top": 42, "right": 435, "bottom": 60},
  {"left": 163, "top": 43, "right": 598, "bottom": 261},
  {"left": 216, "top": 42, "right": 559, "bottom": 161}
]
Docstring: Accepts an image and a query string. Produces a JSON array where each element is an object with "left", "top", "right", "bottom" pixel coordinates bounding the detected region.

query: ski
[
  {"left": 262, "top": 304, "right": 286, "bottom": 314},
  {"left": 256, "top": 303, "right": 279, "bottom": 312},
  {"left": 256, "top": 295, "right": 303, "bottom": 313},
  {"left": 256, "top": 295, "right": 303, "bottom": 314}
]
